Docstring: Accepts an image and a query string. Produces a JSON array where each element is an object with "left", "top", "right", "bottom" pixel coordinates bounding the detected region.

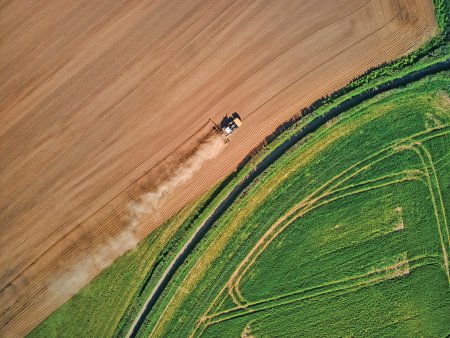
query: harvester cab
[
  {"left": 210, "top": 112, "right": 242, "bottom": 140},
  {"left": 223, "top": 116, "right": 242, "bottom": 136}
]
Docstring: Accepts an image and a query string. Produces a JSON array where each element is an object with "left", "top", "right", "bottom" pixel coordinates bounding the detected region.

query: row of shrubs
[
  {"left": 236, "top": 0, "right": 450, "bottom": 168},
  {"left": 315, "top": 0, "right": 449, "bottom": 106}
]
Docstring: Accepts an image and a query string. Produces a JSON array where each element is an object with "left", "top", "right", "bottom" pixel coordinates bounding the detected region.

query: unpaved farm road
[{"left": 0, "top": 0, "right": 437, "bottom": 336}]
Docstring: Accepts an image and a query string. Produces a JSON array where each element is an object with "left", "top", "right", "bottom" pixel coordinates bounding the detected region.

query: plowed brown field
[{"left": 0, "top": 0, "right": 436, "bottom": 336}]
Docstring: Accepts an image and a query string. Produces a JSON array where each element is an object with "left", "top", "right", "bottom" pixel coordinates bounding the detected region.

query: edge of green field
[{"left": 170, "top": 71, "right": 450, "bottom": 337}]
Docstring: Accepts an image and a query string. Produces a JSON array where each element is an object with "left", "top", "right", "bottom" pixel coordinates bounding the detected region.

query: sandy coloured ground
[{"left": 0, "top": 0, "right": 436, "bottom": 336}]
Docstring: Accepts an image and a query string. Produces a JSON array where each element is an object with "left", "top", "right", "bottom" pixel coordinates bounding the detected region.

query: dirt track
[{"left": 0, "top": 0, "right": 437, "bottom": 336}]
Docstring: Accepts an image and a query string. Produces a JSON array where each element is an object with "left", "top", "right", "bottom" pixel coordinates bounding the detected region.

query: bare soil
[{"left": 0, "top": 0, "right": 436, "bottom": 336}]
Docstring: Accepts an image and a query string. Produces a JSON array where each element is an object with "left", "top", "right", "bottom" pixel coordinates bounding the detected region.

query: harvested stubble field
[
  {"left": 0, "top": 0, "right": 439, "bottom": 336},
  {"left": 31, "top": 72, "right": 450, "bottom": 337}
]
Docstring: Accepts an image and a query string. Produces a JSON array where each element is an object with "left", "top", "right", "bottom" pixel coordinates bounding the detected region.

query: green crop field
[
  {"left": 143, "top": 73, "right": 450, "bottom": 338},
  {"left": 30, "top": 73, "right": 449, "bottom": 338}
]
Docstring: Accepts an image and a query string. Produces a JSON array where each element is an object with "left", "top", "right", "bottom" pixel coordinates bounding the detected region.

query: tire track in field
[
  {"left": 206, "top": 144, "right": 446, "bottom": 324},
  {"left": 196, "top": 121, "right": 450, "bottom": 336},
  {"left": 407, "top": 143, "right": 450, "bottom": 279},
  {"left": 227, "top": 129, "right": 443, "bottom": 301},
  {"left": 207, "top": 254, "right": 438, "bottom": 325},
  {"left": 229, "top": 128, "right": 449, "bottom": 306}
]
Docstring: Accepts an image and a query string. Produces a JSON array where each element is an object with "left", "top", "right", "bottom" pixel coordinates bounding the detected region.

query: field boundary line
[
  {"left": 196, "top": 129, "right": 448, "bottom": 334},
  {"left": 229, "top": 128, "right": 450, "bottom": 302},
  {"left": 208, "top": 254, "right": 439, "bottom": 325},
  {"left": 227, "top": 146, "right": 400, "bottom": 302},
  {"left": 230, "top": 173, "right": 426, "bottom": 304},
  {"left": 408, "top": 143, "right": 450, "bottom": 281},
  {"left": 194, "top": 128, "right": 449, "bottom": 338},
  {"left": 420, "top": 144, "right": 449, "bottom": 243},
  {"left": 238, "top": 255, "right": 441, "bottom": 327},
  {"left": 230, "top": 174, "right": 423, "bottom": 303},
  {"left": 229, "top": 146, "right": 418, "bottom": 301}
]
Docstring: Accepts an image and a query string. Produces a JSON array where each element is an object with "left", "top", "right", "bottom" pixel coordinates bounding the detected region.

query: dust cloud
[
  {"left": 129, "top": 133, "right": 226, "bottom": 226},
  {"left": 49, "top": 230, "right": 137, "bottom": 297},
  {"left": 49, "top": 134, "right": 225, "bottom": 297}
]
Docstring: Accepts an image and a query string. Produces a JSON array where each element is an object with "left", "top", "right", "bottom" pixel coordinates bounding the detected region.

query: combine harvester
[{"left": 211, "top": 112, "right": 242, "bottom": 142}]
